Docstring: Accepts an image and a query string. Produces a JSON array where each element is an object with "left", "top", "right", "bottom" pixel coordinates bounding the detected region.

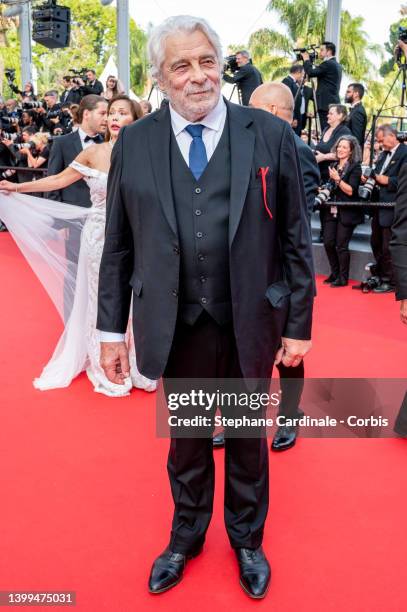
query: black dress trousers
[{"left": 163, "top": 312, "right": 269, "bottom": 555}]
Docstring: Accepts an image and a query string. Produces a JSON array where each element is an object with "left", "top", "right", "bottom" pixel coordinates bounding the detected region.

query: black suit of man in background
[
  {"left": 303, "top": 41, "right": 342, "bottom": 131},
  {"left": 345, "top": 83, "right": 367, "bottom": 150},
  {"left": 223, "top": 50, "right": 263, "bottom": 106},
  {"left": 282, "top": 65, "right": 305, "bottom": 136}
]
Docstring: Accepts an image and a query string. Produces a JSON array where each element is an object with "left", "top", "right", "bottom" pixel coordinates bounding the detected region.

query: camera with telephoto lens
[
  {"left": 5, "top": 68, "right": 16, "bottom": 84},
  {"left": 13, "top": 142, "right": 35, "bottom": 151},
  {"left": 293, "top": 44, "right": 319, "bottom": 63},
  {"left": 0, "top": 168, "right": 16, "bottom": 179},
  {"left": 69, "top": 68, "right": 88, "bottom": 85},
  {"left": 23, "top": 101, "right": 44, "bottom": 110},
  {"left": 396, "top": 26, "right": 407, "bottom": 62},
  {"left": 47, "top": 109, "right": 61, "bottom": 119},
  {"left": 397, "top": 131, "right": 407, "bottom": 142},
  {"left": 314, "top": 181, "right": 334, "bottom": 209},
  {"left": 358, "top": 166, "right": 376, "bottom": 201},
  {"left": 223, "top": 55, "right": 239, "bottom": 73},
  {"left": 1, "top": 131, "right": 18, "bottom": 142}
]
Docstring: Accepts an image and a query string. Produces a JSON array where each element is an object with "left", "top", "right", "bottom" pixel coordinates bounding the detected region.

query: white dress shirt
[
  {"left": 78, "top": 127, "right": 100, "bottom": 150},
  {"left": 99, "top": 95, "right": 227, "bottom": 343},
  {"left": 381, "top": 143, "right": 400, "bottom": 173}
]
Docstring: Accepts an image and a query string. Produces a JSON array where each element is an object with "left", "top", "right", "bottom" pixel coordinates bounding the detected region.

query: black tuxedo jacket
[
  {"left": 347, "top": 103, "right": 367, "bottom": 149},
  {"left": 390, "top": 163, "right": 407, "bottom": 300},
  {"left": 374, "top": 144, "right": 407, "bottom": 226},
  {"left": 60, "top": 88, "right": 82, "bottom": 106},
  {"left": 47, "top": 130, "right": 91, "bottom": 207},
  {"left": 282, "top": 76, "right": 303, "bottom": 133},
  {"left": 223, "top": 64, "right": 263, "bottom": 106},
  {"left": 294, "top": 133, "right": 320, "bottom": 218},
  {"left": 303, "top": 58, "right": 342, "bottom": 111},
  {"left": 97, "top": 100, "right": 314, "bottom": 380}
]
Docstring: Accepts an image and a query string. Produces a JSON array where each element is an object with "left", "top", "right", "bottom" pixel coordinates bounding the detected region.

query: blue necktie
[{"left": 185, "top": 124, "right": 208, "bottom": 180}]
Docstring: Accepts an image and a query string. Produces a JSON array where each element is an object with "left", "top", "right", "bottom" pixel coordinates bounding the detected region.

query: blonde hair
[{"left": 31, "top": 133, "right": 50, "bottom": 147}]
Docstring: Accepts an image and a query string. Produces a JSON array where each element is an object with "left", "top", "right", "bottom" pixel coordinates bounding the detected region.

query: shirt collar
[
  {"left": 323, "top": 55, "right": 336, "bottom": 62},
  {"left": 78, "top": 127, "right": 96, "bottom": 141},
  {"left": 169, "top": 95, "right": 226, "bottom": 137}
]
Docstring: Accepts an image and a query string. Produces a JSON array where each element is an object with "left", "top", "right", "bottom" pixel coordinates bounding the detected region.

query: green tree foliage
[
  {"left": 247, "top": 0, "right": 379, "bottom": 83},
  {"left": 1, "top": 0, "right": 148, "bottom": 97}
]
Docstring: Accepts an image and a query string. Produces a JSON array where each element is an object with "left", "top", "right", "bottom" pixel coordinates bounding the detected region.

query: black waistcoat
[{"left": 170, "top": 118, "right": 232, "bottom": 326}]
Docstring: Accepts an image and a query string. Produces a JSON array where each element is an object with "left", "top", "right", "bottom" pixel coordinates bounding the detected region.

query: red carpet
[{"left": 1, "top": 233, "right": 407, "bottom": 611}]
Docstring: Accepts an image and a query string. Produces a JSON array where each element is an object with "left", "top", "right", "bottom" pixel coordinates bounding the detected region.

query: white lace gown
[{"left": 0, "top": 160, "right": 156, "bottom": 397}]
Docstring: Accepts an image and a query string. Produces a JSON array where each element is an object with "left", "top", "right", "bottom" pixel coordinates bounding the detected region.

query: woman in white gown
[{"left": 0, "top": 95, "right": 156, "bottom": 397}]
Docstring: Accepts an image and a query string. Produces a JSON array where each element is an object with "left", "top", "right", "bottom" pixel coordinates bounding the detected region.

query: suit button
[
  {"left": 200, "top": 276, "right": 207, "bottom": 283},
  {"left": 173, "top": 245, "right": 180, "bottom": 254},
  {"left": 195, "top": 187, "right": 202, "bottom": 194},
  {"left": 172, "top": 289, "right": 178, "bottom": 297},
  {"left": 201, "top": 297, "right": 207, "bottom": 304},
  {"left": 196, "top": 231, "right": 203, "bottom": 238},
  {"left": 197, "top": 253, "right": 205, "bottom": 261},
  {"left": 195, "top": 209, "right": 202, "bottom": 216}
]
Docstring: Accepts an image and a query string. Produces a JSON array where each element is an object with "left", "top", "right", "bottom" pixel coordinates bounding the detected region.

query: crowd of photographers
[
  {"left": 1, "top": 48, "right": 407, "bottom": 296},
  {"left": 0, "top": 69, "right": 153, "bottom": 198}
]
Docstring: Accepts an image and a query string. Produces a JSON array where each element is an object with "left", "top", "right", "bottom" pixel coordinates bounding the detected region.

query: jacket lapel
[
  {"left": 226, "top": 100, "right": 255, "bottom": 247},
  {"left": 149, "top": 103, "right": 178, "bottom": 236},
  {"left": 73, "top": 130, "right": 83, "bottom": 156}
]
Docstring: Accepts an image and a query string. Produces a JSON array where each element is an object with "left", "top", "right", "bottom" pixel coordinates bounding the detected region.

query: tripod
[
  {"left": 294, "top": 72, "right": 321, "bottom": 144},
  {"left": 368, "top": 59, "right": 407, "bottom": 165}
]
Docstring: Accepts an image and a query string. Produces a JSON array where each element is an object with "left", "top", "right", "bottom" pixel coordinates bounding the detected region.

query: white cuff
[{"left": 99, "top": 331, "right": 126, "bottom": 342}]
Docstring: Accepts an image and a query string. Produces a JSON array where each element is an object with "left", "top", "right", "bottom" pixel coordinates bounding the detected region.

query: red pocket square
[{"left": 257, "top": 166, "right": 272, "bottom": 219}]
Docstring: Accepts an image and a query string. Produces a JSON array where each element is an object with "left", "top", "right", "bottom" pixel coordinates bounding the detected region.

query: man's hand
[
  {"left": 100, "top": 341, "right": 130, "bottom": 385},
  {"left": 375, "top": 174, "right": 389, "bottom": 186},
  {"left": 301, "top": 52, "right": 310, "bottom": 61},
  {"left": 274, "top": 338, "right": 312, "bottom": 368},
  {"left": 400, "top": 300, "right": 407, "bottom": 325}
]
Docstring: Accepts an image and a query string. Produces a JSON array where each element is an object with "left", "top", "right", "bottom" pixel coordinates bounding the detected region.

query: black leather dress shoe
[
  {"left": 212, "top": 431, "right": 225, "bottom": 448},
  {"left": 235, "top": 547, "right": 271, "bottom": 599},
  {"left": 148, "top": 546, "right": 202, "bottom": 594},
  {"left": 330, "top": 278, "right": 348, "bottom": 287},
  {"left": 271, "top": 424, "right": 298, "bottom": 451},
  {"left": 373, "top": 283, "right": 395, "bottom": 294},
  {"left": 323, "top": 274, "right": 337, "bottom": 284}
]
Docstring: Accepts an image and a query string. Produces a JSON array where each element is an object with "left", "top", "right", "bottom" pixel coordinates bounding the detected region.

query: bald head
[{"left": 250, "top": 82, "right": 294, "bottom": 125}]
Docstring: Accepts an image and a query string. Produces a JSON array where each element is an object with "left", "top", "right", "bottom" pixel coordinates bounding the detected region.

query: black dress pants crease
[
  {"left": 370, "top": 213, "right": 395, "bottom": 285},
  {"left": 323, "top": 215, "right": 356, "bottom": 282},
  {"left": 163, "top": 312, "right": 269, "bottom": 555}
]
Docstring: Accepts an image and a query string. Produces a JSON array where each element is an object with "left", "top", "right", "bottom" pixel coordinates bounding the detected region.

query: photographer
[
  {"left": 10, "top": 81, "right": 37, "bottom": 103},
  {"left": 223, "top": 50, "right": 263, "bottom": 106},
  {"left": 369, "top": 125, "right": 407, "bottom": 293},
  {"left": 302, "top": 41, "right": 342, "bottom": 131},
  {"left": 322, "top": 136, "right": 363, "bottom": 287},
  {"left": 60, "top": 76, "right": 82, "bottom": 106},
  {"left": 79, "top": 69, "right": 104, "bottom": 97},
  {"left": 282, "top": 64, "right": 305, "bottom": 135},
  {"left": 17, "top": 132, "right": 50, "bottom": 170},
  {"left": 37, "top": 91, "right": 62, "bottom": 134},
  {"left": 345, "top": 83, "right": 367, "bottom": 150}
]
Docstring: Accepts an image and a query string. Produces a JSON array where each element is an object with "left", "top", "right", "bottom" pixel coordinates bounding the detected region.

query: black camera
[
  {"left": 13, "top": 142, "right": 35, "bottom": 151},
  {"left": 69, "top": 68, "right": 88, "bottom": 84},
  {"left": 47, "top": 109, "right": 61, "bottom": 119},
  {"left": 0, "top": 131, "right": 18, "bottom": 142},
  {"left": 5, "top": 68, "right": 16, "bottom": 83},
  {"left": 396, "top": 27, "right": 407, "bottom": 62},
  {"left": 224, "top": 55, "right": 238, "bottom": 73},
  {"left": 314, "top": 181, "right": 334, "bottom": 208},
  {"left": 293, "top": 45, "right": 319, "bottom": 63},
  {"left": 397, "top": 131, "right": 407, "bottom": 142},
  {"left": 358, "top": 166, "right": 376, "bottom": 201},
  {"left": 23, "top": 101, "right": 44, "bottom": 110}
]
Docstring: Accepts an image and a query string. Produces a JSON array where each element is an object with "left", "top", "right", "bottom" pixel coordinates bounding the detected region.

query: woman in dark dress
[
  {"left": 315, "top": 104, "right": 352, "bottom": 181},
  {"left": 322, "top": 135, "right": 363, "bottom": 286}
]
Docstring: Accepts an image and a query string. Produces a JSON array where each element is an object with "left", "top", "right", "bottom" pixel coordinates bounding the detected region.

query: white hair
[{"left": 147, "top": 15, "right": 223, "bottom": 80}]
